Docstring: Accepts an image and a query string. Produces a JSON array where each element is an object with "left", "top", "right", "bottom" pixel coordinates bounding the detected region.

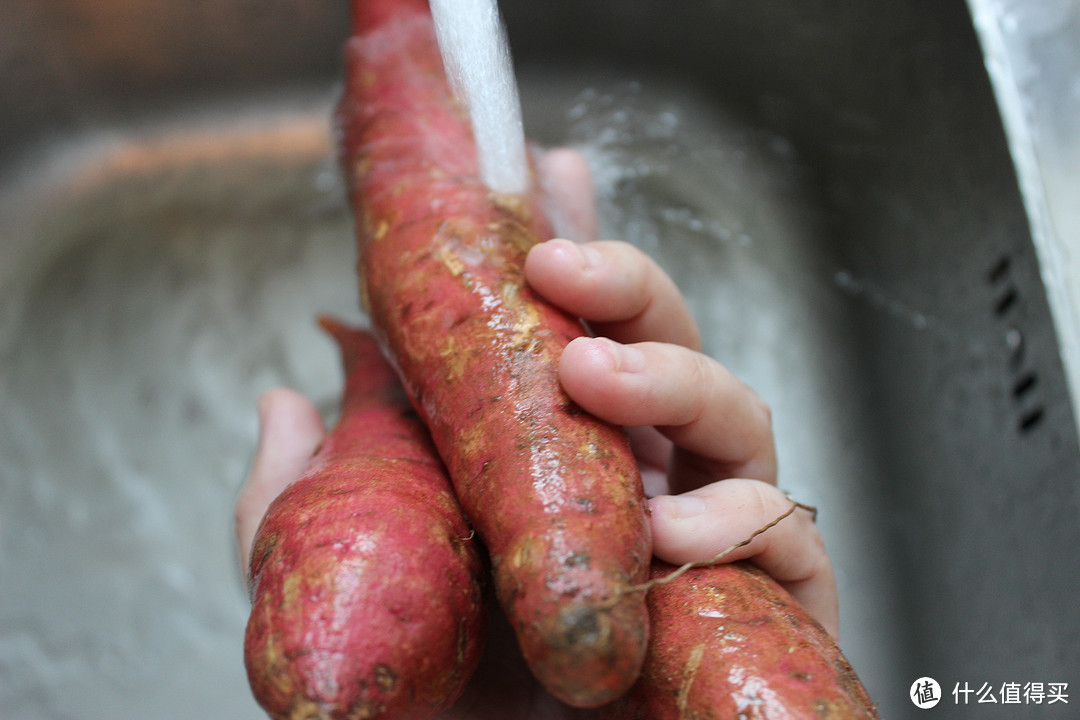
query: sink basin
[{"left": 2, "top": 1, "right": 1077, "bottom": 718}]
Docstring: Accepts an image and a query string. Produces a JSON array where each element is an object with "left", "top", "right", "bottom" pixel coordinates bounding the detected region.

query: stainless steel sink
[{"left": 2, "top": 1, "right": 1077, "bottom": 719}]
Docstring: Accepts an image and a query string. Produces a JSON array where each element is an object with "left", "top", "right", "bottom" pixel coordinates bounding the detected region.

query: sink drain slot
[
  {"left": 988, "top": 253, "right": 1045, "bottom": 435},
  {"left": 1011, "top": 371, "right": 1037, "bottom": 399}
]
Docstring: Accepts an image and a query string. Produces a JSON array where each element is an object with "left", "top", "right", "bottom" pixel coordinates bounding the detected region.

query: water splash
[
  {"left": 834, "top": 270, "right": 933, "bottom": 331},
  {"left": 429, "top": 0, "right": 530, "bottom": 194}
]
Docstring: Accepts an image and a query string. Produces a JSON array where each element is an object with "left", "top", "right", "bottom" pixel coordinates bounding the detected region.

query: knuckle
[
  {"left": 620, "top": 243, "right": 660, "bottom": 306},
  {"left": 799, "top": 535, "right": 832, "bottom": 585},
  {"left": 748, "top": 480, "right": 778, "bottom": 526},
  {"left": 752, "top": 392, "right": 773, "bottom": 428},
  {"left": 684, "top": 352, "right": 718, "bottom": 425},
  {"left": 739, "top": 388, "right": 776, "bottom": 474}
]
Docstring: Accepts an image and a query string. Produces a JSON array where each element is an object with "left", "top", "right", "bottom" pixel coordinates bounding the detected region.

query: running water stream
[{"left": 429, "top": 0, "right": 530, "bottom": 194}]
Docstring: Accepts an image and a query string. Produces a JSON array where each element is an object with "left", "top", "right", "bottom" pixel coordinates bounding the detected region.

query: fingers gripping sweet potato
[
  {"left": 600, "top": 561, "right": 881, "bottom": 720},
  {"left": 336, "top": 0, "right": 651, "bottom": 708},
  {"left": 244, "top": 320, "right": 485, "bottom": 720}
]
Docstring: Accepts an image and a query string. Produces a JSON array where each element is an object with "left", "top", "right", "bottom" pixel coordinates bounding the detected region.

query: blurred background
[{"left": 1, "top": 1, "right": 1077, "bottom": 718}]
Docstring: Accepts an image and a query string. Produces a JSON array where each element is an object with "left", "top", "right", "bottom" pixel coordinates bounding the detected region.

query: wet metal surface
[{"left": 1, "top": 2, "right": 1078, "bottom": 719}]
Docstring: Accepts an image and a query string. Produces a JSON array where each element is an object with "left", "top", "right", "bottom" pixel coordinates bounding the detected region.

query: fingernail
[
  {"left": 552, "top": 238, "right": 600, "bottom": 269},
  {"left": 650, "top": 494, "right": 707, "bottom": 519},
  {"left": 578, "top": 242, "right": 602, "bottom": 268},
  {"left": 595, "top": 337, "right": 645, "bottom": 373}
]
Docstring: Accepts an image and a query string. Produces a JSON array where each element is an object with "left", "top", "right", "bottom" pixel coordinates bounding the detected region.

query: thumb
[{"left": 235, "top": 388, "right": 326, "bottom": 579}]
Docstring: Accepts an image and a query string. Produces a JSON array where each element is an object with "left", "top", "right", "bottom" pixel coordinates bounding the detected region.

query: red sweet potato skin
[
  {"left": 336, "top": 1, "right": 651, "bottom": 708},
  {"left": 244, "top": 322, "right": 485, "bottom": 720},
  {"left": 600, "top": 561, "right": 881, "bottom": 720}
]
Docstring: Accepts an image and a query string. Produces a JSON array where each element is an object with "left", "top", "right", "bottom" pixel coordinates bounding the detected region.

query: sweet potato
[
  {"left": 599, "top": 561, "right": 881, "bottom": 720},
  {"left": 244, "top": 320, "right": 485, "bottom": 720},
  {"left": 336, "top": 0, "right": 651, "bottom": 707}
]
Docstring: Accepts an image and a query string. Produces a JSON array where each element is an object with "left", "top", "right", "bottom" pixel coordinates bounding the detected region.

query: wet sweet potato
[
  {"left": 244, "top": 320, "right": 485, "bottom": 720},
  {"left": 336, "top": 0, "right": 651, "bottom": 707},
  {"left": 600, "top": 561, "right": 881, "bottom": 720}
]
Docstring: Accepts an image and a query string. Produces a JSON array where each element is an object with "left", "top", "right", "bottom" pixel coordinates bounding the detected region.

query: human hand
[
  {"left": 234, "top": 148, "right": 837, "bottom": 719},
  {"left": 529, "top": 149, "right": 837, "bottom": 639}
]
